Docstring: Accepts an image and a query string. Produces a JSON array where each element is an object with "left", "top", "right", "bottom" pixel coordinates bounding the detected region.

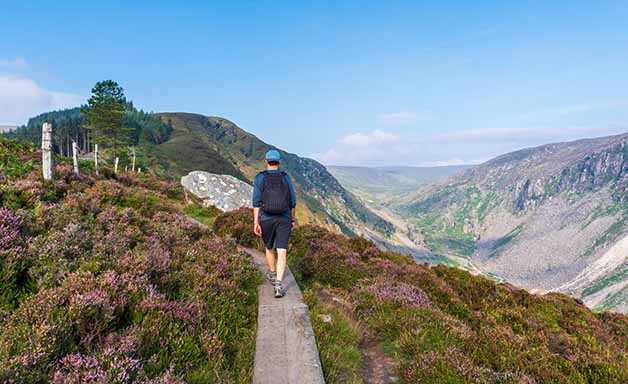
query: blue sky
[{"left": 2, "top": 1, "right": 628, "bottom": 166}]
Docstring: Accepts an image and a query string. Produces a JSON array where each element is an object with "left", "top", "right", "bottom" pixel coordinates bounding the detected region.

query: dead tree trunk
[
  {"left": 131, "top": 147, "right": 136, "bottom": 172},
  {"left": 94, "top": 144, "right": 99, "bottom": 176},
  {"left": 42, "top": 122, "right": 54, "bottom": 180},
  {"left": 72, "top": 141, "right": 79, "bottom": 175},
  {"left": 114, "top": 157, "right": 119, "bottom": 174}
]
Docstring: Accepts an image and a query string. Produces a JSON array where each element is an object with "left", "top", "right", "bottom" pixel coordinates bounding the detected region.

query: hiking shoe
[
  {"left": 274, "top": 280, "right": 284, "bottom": 298},
  {"left": 266, "top": 270, "right": 276, "bottom": 284}
]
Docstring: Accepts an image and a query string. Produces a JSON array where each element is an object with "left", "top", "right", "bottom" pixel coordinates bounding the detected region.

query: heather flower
[
  {"left": 0, "top": 207, "right": 23, "bottom": 253},
  {"left": 363, "top": 278, "right": 432, "bottom": 308},
  {"left": 53, "top": 353, "right": 107, "bottom": 384},
  {"left": 143, "top": 368, "right": 186, "bottom": 384},
  {"left": 139, "top": 294, "right": 201, "bottom": 327}
]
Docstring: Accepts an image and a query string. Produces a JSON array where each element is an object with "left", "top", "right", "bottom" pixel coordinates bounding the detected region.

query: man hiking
[{"left": 253, "top": 149, "right": 297, "bottom": 298}]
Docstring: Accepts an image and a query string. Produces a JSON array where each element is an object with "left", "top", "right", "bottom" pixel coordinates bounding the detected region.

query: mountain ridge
[
  {"left": 150, "top": 112, "right": 394, "bottom": 238},
  {"left": 394, "top": 131, "right": 628, "bottom": 312},
  {"left": 4, "top": 109, "right": 394, "bottom": 240}
]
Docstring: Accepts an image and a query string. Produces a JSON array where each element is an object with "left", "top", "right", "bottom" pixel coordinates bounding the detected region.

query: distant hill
[
  {"left": 328, "top": 165, "right": 470, "bottom": 199},
  {"left": 394, "top": 133, "right": 628, "bottom": 312},
  {"left": 0, "top": 125, "right": 16, "bottom": 133},
  {"left": 148, "top": 113, "right": 393, "bottom": 238},
  {"left": 4, "top": 109, "right": 393, "bottom": 239}
]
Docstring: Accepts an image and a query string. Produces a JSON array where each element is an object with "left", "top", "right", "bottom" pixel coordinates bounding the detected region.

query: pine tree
[{"left": 81, "top": 80, "right": 131, "bottom": 157}]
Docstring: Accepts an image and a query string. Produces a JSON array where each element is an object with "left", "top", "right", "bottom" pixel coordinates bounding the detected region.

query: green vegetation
[
  {"left": 595, "top": 286, "right": 628, "bottom": 313},
  {"left": 5, "top": 101, "right": 393, "bottom": 239},
  {"left": 583, "top": 214, "right": 628, "bottom": 258},
  {"left": 0, "top": 138, "right": 34, "bottom": 179},
  {"left": 404, "top": 186, "right": 505, "bottom": 260},
  {"left": 304, "top": 289, "right": 363, "bottom": 384},
  {"left": 583, "top": 263, "right": 628, "bottom": 297},
  {"left": 81, "top": 80, "right": 130, "bottom": 156},
  {"left": 183, "top": 204, "right": 222, "bottom": 227},
  {"left": 487, "top": 224, "right": 524, "bottom": 259},
  {"left": 0, "top": 138, "right": 260, "bottom": 382},
  {"left": 215, "top": 209, "right": 628, "bottom": 383},
  {"left": 583, "top": 200, "right": 628, "bottom": 229}
]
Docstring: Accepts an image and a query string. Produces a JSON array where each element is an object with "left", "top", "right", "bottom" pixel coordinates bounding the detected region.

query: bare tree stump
[
  {"left": 114, "top": 157, "right": 119, "bottom": 174},
  {"left": 42, "top": 122, "right": 54, "bottom": 180}
]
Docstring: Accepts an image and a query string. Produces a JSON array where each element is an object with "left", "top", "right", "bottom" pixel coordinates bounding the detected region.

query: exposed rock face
[
  {"left": 181, "top": 171, "right": 252, "bottom": 212},
  {"left": 395, "top": 132, "right": 628, "bottom": 313}
]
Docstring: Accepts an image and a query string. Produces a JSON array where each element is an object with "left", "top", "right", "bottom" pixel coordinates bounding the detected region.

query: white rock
[{"left": 181, "top": 171, "right": 253, "bottom": 212}]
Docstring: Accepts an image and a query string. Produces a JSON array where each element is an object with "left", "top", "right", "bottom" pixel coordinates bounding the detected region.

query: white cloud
[
  {"left": 0, "top": 76, "right": 84, "bottom": 125},
  {"left": 311, "top": 123, "right": 628, "bottom": 167},
  {"left": 312, "top": 130, "right": 398, "bottom": 165},
  {"left": 339, "top": 129, "right": 398, "bottom": 147}
]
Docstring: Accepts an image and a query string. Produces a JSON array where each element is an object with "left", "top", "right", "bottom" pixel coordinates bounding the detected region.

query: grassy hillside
[
  {"left": 5, "top": 110, "right": 393, "bottom": 239},
  {"left": 216, "top": 208, "right": 628, "bottom": 384},
  {"left": 0, "top": 137, "right": 260, "bottom": 383},
  {"left": 147, "top": 112, "right": 393, "bottom": 237}
]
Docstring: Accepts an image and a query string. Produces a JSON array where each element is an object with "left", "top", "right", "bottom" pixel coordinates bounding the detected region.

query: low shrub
[
  {"left": 0, "top": 140, "right": 261, "bottom": 383},
  {"left": 212, "top": 207, "right": 262, "bottom": 249},
  {"left": 289, "top": 225, "right": 628, "bottom": 383}
]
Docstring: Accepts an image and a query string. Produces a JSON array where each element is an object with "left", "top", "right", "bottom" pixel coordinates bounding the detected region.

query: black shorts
[{"left": 260, "top": 216, "right": 292, "bottom": 250}]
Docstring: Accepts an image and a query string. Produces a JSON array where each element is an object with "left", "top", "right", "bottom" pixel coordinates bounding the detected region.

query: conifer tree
[{"left": 81, "top": 80, "right": 130, "bottom": 157}]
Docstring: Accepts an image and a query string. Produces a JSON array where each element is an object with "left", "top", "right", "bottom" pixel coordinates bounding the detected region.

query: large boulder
[{"left": 181, "top": 171, "right": 253, "bottom": 212}]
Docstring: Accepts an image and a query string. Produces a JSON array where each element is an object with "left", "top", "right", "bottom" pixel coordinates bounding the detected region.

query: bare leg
[
  {"left": 276, "top": 248, "right": 287, "bottom": 282},
  {"left": 265, "top": 248, "right": 276, "bottom": 272}
]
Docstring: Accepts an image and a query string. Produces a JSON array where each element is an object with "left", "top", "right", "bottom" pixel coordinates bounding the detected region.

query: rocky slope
[{"left": 395, "top": 133, "right": 628, "bottom": 312}]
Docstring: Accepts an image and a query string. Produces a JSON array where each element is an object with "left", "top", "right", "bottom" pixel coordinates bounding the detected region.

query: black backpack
[{"left": 261, "top": 171, "right": 291, "bottom": 215}]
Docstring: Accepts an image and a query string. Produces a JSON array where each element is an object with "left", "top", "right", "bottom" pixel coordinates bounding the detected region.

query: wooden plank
[{"left": 242, "top": 248, "right": 325, "bottom": 384}]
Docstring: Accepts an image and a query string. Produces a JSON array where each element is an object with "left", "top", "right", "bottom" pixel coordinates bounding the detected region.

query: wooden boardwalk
[{"left": 241, "top": 248, "right": 325, "bottom": 384}]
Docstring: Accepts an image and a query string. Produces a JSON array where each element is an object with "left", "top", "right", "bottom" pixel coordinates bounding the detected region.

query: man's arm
[
  {"left": 252, "top": 173, "right": 263, "bottom": 236},
  {"left": 285, "top": 174, "right": 297, "bottom": 224},
  {"left": 253, "top": 207, "right": 262, "bottom": 236}
]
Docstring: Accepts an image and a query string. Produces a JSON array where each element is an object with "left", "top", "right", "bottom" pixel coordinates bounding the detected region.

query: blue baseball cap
[{"left": 265, "top": 149, "right": 281, "bottom": 161}]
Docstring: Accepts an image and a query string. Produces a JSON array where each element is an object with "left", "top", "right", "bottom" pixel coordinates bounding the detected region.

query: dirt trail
[{"left": 316, "top": 289, "right": 397, "bottom": 384}]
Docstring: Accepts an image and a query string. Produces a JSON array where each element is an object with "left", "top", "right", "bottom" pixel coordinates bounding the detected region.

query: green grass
[
  {"left": 583, "top": 263, "right": 628, "bottom": 297},
  {"left": 594, "top": 285, "right": 628, "bottom": 313},
  {"left": 583, "top": 200, "right": 628, "bottom": 229},
  {"left": 304, "top": 289, "right": 364, "bottom": 384},
  {"left": 582, "top": 214, "right": 628, "bottom": 258},
  {"left": 414, "top": 213, "right": 476, "bottom": 259},
  {"left": 487, "top": 224, "right": 524, "bottom": 259},
  {"left": 184, "top": 204, "right": 222, "bottom": 227}
]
